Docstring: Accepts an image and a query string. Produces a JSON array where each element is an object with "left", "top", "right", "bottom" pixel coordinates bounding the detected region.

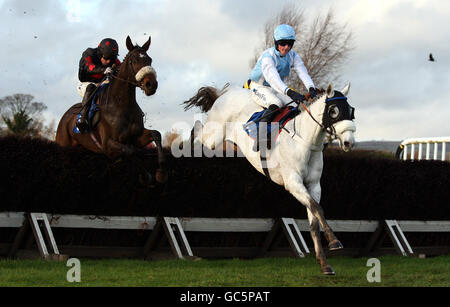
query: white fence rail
[
  {"left": 0, "top": 212, "right": 432, "bottom": 233},
  {"left": 1, "top": 212, "right": 450, "bottom": 259},
  {"left": 398, "top": 137, "right": 450, "bottom": 161}
]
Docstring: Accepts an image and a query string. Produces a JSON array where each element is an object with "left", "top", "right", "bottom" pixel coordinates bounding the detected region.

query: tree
[
  {"left": 250, "top": 4, "right": 354, "bottom": 91},
  {"left": 0, "top": 93, "right": 49, "bottom": 137}
]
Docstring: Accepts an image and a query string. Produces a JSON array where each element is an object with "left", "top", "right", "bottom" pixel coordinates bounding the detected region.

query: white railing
[
  {"left": 2, "top": 212, "right": 450, "bottom": 258},
  {"left": 397, "top": 137, "right": 450, "bottom": 161}
]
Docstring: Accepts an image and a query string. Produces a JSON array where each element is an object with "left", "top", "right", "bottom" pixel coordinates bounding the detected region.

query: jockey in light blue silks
[{"left": 245, "top": 24, "right": 318, "bottom": 151}]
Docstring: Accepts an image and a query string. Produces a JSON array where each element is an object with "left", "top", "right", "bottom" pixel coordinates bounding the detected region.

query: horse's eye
[{"left": 328, "top": 105, "right": 339, "bottom": 119}]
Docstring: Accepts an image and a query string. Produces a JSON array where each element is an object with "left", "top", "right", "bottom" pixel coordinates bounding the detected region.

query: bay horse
[
  {"left": 56, "top": 36, "right": 167, "bottom": 183},
  {"left": 183, "top": 83, "right": 356, "bottom": 275}
]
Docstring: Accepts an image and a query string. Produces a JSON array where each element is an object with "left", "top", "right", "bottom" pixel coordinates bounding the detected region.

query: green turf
[{"left": 0, "top": 255, "right": 448, "bottom": 287}]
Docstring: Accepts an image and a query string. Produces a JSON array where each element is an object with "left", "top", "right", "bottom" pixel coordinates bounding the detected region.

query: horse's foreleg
[
  {"left": 307, "top": 210, "right": 335, "bottom": 275},
  {"left": 305, "top": 182, "right": 333, "bottom": 274},
  {"left": 104, "top": 139, "right": 134, "bottom": 157},
  {"left": 307, "top": 182, "right": 343, "bottom": 251},
  {"left": 285, "top": 176, "right": 342, "bottom": 275},
  {"left": 138, "top": 129, "right": 168, "bottom": 183},
  {"left": 151, "top": 130, "right": 168, "bottom": 183}
]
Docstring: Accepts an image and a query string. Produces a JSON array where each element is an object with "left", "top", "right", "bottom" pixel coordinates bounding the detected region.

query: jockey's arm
[
  {"left": 78, "top": 49, "right": 108, "bottom": 82},
  {"left": 261, "top": 56, "right": 290, "bottom": 95},
  {"left": 292, "top": 53, "right": 315, "bottom": 91}
]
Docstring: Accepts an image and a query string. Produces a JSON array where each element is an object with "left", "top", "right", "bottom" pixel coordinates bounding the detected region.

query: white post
[{"left": 399, "top": 137, "right": 450, "bottom": 161}]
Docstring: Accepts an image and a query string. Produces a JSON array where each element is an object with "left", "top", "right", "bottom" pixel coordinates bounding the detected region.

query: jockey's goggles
[{"left": 277, "top": 40, "right": 294, "bottom": 47}]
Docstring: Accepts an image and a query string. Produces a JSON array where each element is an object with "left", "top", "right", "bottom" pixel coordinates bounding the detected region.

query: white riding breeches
[
  {"left": 77, "top": 82, "right": 95, "bottom": 97},
  {"left": 249, "top": 83, "right": 291, "bottom": 109},
  {"left": 77, "top": 79, "right": 110, "bottom": 97}
]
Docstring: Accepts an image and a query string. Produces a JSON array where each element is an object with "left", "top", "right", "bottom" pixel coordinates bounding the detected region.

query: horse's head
[
  {"left": 322, "top": 83, "right": 356, "bottom": 151},
  {"left": 124, "top": 35, "right": 158, "bottom": 96}
]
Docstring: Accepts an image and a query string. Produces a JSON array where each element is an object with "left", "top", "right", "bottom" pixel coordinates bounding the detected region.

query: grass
[{"left": 0, "top": 255, "right": 449, "bottom": 287}]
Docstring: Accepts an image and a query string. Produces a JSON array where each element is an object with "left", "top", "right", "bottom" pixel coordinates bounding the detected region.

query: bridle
[
  {"left": 282, "top": 95, "right": 355, "bottom": 150},
  {"left": 109, "top": 48, "right": 154, "bottom": 90}
]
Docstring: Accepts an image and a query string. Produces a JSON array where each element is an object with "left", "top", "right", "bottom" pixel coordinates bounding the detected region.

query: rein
[
  {"left": 298, "top": 101, "right": 336, "bottom": 137},
  {"left": 299, "top": 96, "right": 350, "bottom": 137},
  {"left": 282, "top": 96, "right": 350, "bottom": 149},
  {"left": 110, "top": 74, "right": 141, "bottom": 87}
]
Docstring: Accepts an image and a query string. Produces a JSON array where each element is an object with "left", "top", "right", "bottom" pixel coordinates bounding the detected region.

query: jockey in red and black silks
[{"left": 76, "top": 38, "right": 121, "bottom": 133}]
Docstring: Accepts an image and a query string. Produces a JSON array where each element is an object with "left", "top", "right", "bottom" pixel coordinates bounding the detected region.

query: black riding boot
[
  {"left": 253, "top": 104, "right": 280, "bottom": 152},
  {"left": 76, "top": 84, "right": 96, "bottom": 133}
]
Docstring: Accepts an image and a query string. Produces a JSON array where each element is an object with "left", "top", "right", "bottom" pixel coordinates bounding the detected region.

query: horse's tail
[{"left": 183, "top": 83, "right": 230, "bottom": 113}]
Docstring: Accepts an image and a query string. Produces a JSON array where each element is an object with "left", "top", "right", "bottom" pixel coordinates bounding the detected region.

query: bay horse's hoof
[
  {"left": 185, "top": 256, "right": 202, "bottom": 261},
  {"left": 328, "top": 240, "right": 344, "bottom": 251},
  {"left": 321, "top": 265, "right": 336, "bottom": 275},
  {"left": 139, "top": 172, "right": 154, "bottom": 187},
  {"left": 155, "top": 168, "right": 168, "bottom": 183}
]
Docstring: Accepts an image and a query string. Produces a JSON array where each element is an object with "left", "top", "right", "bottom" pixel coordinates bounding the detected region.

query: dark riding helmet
[{"left": 98, "top": 38, "right": 119, "bottom": 60}]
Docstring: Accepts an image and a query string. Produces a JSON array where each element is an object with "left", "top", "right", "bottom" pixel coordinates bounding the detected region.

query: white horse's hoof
[
  {"left": 321, "top": 265, "right": 336, "bottom": 275},
  {"left": 328, "top": 240, "right": 344, "bottom": 251}
]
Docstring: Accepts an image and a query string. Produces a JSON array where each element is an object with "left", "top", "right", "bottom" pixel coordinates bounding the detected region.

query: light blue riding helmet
[{"left": 273, "top": 24, "right": 296, "bottom": 41}]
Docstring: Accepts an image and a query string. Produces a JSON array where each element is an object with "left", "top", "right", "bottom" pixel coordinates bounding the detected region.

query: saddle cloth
[
  {"left": 243, "top": 106, "right": 299, "bottom": 140},
  {"left": 73, "top": 83, "right": 109, "bottom": 134}
]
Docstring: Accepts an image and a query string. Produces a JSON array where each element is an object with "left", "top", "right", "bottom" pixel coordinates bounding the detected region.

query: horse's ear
[
  {"left": 126, "top": 36, "right": 134, "bottom": 51},
  {"left": 142, "top": 36, "right": 151, "bottom": 52},
  {"left": 326, "top": 83, "right": 334, "bottom": 98},
  {"left": 341, "top": 83, "right": 351, "bottom": 96}
]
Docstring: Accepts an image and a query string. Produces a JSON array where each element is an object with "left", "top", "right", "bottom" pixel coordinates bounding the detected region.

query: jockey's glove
[
  {"left": 309, "top": 87, "right": 317, "bottom": 99},
  {"left": 104, "top": 67, "right": 113, "bottom": 75},
  {"left": 287, "top": 89, "right": 305, "bottom": 104}
]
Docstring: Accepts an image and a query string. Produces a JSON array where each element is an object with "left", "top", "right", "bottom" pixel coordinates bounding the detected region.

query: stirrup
[{"left": 76, "top": 118, "right": 88, "bottom": 133}]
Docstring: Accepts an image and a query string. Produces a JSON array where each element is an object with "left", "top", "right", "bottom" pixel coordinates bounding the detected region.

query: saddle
[
  {"left": 244, "top": 106, "right": 300, "bottom": 140},
  {"left": 73, "top": 83, "right": 109, "bottom": 134}
]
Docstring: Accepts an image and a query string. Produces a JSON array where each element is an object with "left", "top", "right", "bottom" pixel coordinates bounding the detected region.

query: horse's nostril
[{"left": 344, "top": 141, "right": 351, "bottom": 148}]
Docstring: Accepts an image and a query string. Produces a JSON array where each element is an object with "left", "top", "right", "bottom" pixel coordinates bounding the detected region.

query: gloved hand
[
  {"left": 309, "top": 87, "right": 317, "bottom": 99},
  {"left": 287, "top": 89, "right": 305, "bottom": 104},
  {"left": 104, "top": 67, "right": 113, "bottom": 75}
]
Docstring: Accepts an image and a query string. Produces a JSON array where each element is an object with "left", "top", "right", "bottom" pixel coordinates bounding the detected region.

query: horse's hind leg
[{"left": 200, "top": 121, "right": 226, "bottom": 151}]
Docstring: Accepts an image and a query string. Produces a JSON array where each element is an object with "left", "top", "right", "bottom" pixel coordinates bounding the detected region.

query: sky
[{"left": 0, "top": 0, "right": 449, "bottom": 141}]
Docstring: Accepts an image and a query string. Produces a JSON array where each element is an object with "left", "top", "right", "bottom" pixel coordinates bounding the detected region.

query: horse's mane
[
  {"left": 121, "top": 44, "right": 141, "bottom": 65},
  {"left": 302, "top": 87, "right": 326, "bottom": 107}
]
